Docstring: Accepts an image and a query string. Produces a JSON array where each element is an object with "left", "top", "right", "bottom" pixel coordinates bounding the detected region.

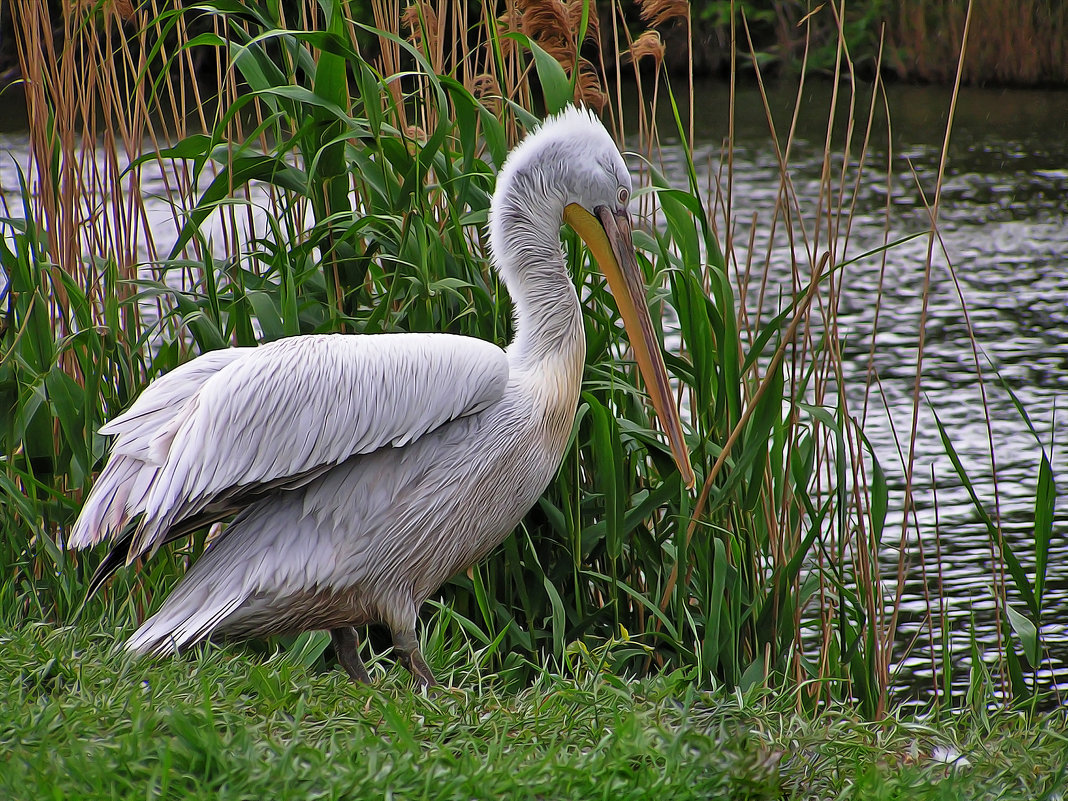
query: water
[
  {"left": 662, "top": 80, "right": 1068, "bottom": 706},
  {"left": 2, "top": 80, "right": 1067, "bottom": 705}
]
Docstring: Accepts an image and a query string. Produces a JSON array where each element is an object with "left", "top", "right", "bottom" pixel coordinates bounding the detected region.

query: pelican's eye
[{"left": 617, "top": 186, "right": 629, "bottom": 206}]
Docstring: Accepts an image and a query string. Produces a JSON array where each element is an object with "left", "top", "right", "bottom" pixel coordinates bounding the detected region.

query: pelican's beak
[{"left": 564, "top": 203, "right": 696, "bottom": 490}]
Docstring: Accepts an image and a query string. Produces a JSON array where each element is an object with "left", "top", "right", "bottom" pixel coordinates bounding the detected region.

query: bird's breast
[
  {"left": 397, "top": 349, "right": 585, "bottom": 597},
  {"left": 521, "top": 350, "right": 585, "bottom": 443}
]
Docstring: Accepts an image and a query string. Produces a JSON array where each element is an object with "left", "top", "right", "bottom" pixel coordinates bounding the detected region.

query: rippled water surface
[{"left": 658, "top": 81, "right": 1068, "bottom": 705}]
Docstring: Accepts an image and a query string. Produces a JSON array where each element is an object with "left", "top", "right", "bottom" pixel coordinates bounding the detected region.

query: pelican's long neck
[{"left": 490, "top": 173, "right": 584, "bottom": 371}]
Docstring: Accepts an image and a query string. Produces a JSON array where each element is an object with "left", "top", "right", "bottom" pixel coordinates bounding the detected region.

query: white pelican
[{"left": 68, "top": 105, "right": 694, "bottom": 686}]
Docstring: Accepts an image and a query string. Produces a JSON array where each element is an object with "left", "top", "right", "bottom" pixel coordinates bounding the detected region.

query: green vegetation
[
  {"left": 4, "top": 624, "right": 1067, "bottom": 800},
  {"left": 1, "top": 0, "right": 1060, "bottom": 775}
]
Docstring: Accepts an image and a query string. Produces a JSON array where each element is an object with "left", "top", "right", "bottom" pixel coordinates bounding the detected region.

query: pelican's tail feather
[
  {"left": 125, "top": 596, "right": 244, "bottom": 657},
  {"left": 124, "top": 538, "right": 254, "bottom": 657}
]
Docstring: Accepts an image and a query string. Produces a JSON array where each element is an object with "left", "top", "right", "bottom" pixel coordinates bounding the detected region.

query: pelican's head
[
  {"left": 491, "top": 106, "right": 695, "bottom": 490},
  {"left": 491, "top": 105, "right": 632, "bottom": 234}
]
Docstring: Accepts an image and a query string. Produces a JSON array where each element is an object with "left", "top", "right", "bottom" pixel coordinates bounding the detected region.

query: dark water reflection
[{"left": 660, "top": 80, "right": 1068, "bottom": 707}]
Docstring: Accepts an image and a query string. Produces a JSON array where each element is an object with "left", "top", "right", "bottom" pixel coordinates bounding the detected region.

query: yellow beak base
[{"left": 563, "top": 202, "right": 695, "bottom": 490}]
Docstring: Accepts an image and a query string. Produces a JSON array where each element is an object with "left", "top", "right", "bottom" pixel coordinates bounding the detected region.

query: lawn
[{"left": 3, "top": 623, "right": 1066, "bottom": 800}]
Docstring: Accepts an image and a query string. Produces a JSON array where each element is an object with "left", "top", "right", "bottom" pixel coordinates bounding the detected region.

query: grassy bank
[{"left": 4, "top": 623, "right": 1067, "bottom": 800}]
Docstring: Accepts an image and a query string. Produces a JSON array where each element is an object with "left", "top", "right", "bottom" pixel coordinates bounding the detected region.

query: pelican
[{"left": 68, "top": 105, "right": 694, "bottom": 686}]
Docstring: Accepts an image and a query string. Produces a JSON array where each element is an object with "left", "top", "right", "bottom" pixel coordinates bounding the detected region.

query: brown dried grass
[
  {"left": 638, "top": 0, "right": 689, "bottom": 29},
  {"left": 887, "top": 0, "right": 1067, "bottom": 84},
  {"left": 12, "top": 0, "right": 179, "bottom": 352}
]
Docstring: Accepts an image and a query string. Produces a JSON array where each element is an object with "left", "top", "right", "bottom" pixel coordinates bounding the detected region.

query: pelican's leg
[
  {"left": 393, "top": 630, "right": 438, "bottom": 688},
  {"left": 330, "top": 627, "right": 371, "bottom": 684}
]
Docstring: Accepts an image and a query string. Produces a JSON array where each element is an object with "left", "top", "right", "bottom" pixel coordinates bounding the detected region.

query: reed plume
[
  {"left": 402, "top": 1, "right": 442, "bottom": 66},
  {"left": 627, "top": 29, "right": 665, "bottom": 64},
  {"left": 517, "top": 0, "right": 607, "bottom": 111},
  {"left": 637, "top": 0, "right": 689, "bottom": 29}
]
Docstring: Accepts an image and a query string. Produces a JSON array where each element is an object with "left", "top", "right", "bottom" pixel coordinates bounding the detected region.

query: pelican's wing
[
  {"left": 68, "top": 348, "right": 250, "bottom": 553},
  {"left": 68, "top": 333, "right": 508, "bottom": 562}
]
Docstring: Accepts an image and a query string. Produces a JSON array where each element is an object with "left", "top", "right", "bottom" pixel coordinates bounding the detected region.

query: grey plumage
[{"left": 69, "top": 106, "right": 692, "bottom": 686}]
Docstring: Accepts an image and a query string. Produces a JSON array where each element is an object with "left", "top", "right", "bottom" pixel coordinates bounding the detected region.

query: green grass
[{"left": 4, "top": 622, "right": 1067, "bottom": 800}]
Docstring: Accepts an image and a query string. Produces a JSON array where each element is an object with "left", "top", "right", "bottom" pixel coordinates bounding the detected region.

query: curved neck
[{"left": 491, "top": 177, "right": 584, "bottom": 370}]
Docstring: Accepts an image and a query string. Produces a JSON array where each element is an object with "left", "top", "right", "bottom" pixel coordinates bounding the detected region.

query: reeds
[
  {"left": 1, "top": 0, "right": 1057, "bottom": 716},
  {"left": 887, "top": 0, "right": 1068, "bottom": 84}
]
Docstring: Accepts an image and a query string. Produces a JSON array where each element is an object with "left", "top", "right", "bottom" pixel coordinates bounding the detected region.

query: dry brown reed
[
  {"left": 628, "top": 30, "right": 666, "bottom": 65},
  {"left": 725, "top": 1, "right": 912, "bottom": 714},
  {"left": 638, "top": 0, "right": 689, "bottom": 29},
  {"left": 515, "top": 0, "right": 606, "bottom": 112},
  {"left": 382, "top": 0, "right": 616, "bottom": 142},
  {"left": 13, "top": 0, "right": 160, "bottom": 357},
  {"left": 887, "top": 0, "right": 1068, "bottom": 84}
]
